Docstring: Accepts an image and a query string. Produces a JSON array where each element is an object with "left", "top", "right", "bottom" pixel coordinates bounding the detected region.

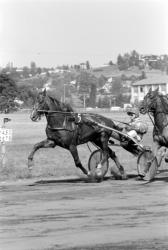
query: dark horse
[
  {"left": 28, "top": 89, "right": 127, "bottom": 179},
  {"left": 139, "top": 87, "right": 168, "bottom": 162}
]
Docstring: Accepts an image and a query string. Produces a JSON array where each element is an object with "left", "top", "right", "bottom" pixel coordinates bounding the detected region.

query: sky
[{"left": 0, "top": 0, "right": 168, "bottom": 68}]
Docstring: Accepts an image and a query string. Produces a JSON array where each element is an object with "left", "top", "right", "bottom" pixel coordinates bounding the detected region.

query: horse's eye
[
  {"left": 37, "top": 96, "right": 43, "bottom": 103},
  {"left": 147, "top": 93, "right": 152, "bottom": 99}
]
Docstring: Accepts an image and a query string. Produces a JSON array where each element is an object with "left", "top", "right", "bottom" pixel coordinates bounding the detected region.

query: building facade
[{"left": 130, "top": 75, "right": 168, "bottom": 104}]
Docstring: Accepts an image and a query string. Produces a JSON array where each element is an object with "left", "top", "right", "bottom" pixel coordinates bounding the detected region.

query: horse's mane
[
  {"left": 157, "top": 93, "right": 168, "bottom": 113},
  {"left": 47, "top": 94, "right": 74, "bottom": 112}
]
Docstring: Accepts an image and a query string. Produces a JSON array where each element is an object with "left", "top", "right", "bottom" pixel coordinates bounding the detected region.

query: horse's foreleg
[
  {"left": 153, "top": 142, "right": 167, "bottom": 167},
  {"left": 69, "top": 145, "right": 88, "bottom": 176},
  {"left": 28, "top": 139, "right": 56, "bottom": 169}
]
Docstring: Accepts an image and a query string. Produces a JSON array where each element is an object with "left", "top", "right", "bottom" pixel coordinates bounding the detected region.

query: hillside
[
  {"left": 90, "top": 65, "right": 167, "bottom": 79},
  {"left": 91, "top": 65, "right": 143, "bottom": 78},
  {"left": 91, "top": 65, "right": 120, "bottom": 78},
  {"left": 14, "top": 65, "right": 167, "bottom": 110}
]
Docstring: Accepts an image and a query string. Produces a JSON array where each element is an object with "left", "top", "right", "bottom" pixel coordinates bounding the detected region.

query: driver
[{"left": 125, "top": 108, "right": 148, "bottom": 143}]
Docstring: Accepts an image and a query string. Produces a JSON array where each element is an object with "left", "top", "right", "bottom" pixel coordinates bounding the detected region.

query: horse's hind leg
[
  {"left": 93, "top": 131, "right": 127, "bottom": 180},
  {"left": 69, "top": 144, "right": 89, "bottom": 176},
  {"left": 28, "top": 139, "right": 56, "bottom": 169},
  {"left": 108, "top": 147, "right": 127, "bottom": 179}
]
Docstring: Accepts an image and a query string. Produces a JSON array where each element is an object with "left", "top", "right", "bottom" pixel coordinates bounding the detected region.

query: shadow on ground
[{"left": 29, "top": 173, "right": 140, "bottom": 186}]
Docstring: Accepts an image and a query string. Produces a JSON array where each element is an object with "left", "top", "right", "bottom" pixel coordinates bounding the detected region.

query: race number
[{"left": 0, "top": 128, "right": 13, "bottom": 142}]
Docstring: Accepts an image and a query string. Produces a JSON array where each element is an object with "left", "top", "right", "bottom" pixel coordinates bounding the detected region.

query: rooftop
[{"left": 132, "top": 74, "right": 168, "bottom": 86}]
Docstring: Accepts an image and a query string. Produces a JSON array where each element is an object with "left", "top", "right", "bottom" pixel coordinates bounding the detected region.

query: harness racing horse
[
  {"left": 139, "top": 87, "right": 168, "bottom": 165},
  {"left": 28, "top": 89, "right": 127, "bottom": 180}
]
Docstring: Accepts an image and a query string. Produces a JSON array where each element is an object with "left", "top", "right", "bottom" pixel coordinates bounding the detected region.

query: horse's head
[
  {"left": 30, "top": 88, "right": 74, "bottom": 122},
  {"left": 139, "top": 87, "right": 159, "bottom": 115},
  {"left": 30, "top": 89, "right": 49, "bottom": 121}
]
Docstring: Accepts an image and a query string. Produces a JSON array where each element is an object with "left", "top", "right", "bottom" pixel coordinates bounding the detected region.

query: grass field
[{"left": 0, "top": 111, "right": 166, "bottom": 182}]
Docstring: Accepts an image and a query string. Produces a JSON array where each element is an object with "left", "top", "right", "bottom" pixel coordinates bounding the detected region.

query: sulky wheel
[
  {"left": 137, "top": 149, "right": 158, "bottom": 181},
  {"left": 88, "top": 149, "right": 109, "bottom": 180}
]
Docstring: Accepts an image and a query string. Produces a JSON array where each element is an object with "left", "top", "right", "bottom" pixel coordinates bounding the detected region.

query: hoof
[
  {"left": 87, "top": 171, "right": 95, "bottom": 181},
  {"left": 95, "top": 169, "right": 103, "bottom": 182},
  {"left": 121, "top": 174, "right": 128, "bottom": 180},
  {"left": 136, "top": 175, "right": 145, "bottom": 181},
  {"left": 28, "top": 159, "right": 34, "bottom": 170},
  {"left": 87, "top": 175, "right": 97, "bottom": 183},
  {"left": 27, "top": 171, "right": 32, "bottom": 178},
  {"left": 87, "top": 171, "right": 91, "bottom": 177},
  {"left": 110, "top": 168, "right": 122, "bottom": 178},
  {"left": 95, "top": 168, "right": 102, "bottom": 177},
  {"left": 113, "top": 173, "right": 128, "bottom": 180},
  {"left": 138, "top": 171, "right": 146, "bottom": 178},
  {"left": 28, "top": 166, "right": 33, "bottom": 171},
  {"left": 113, "top": 175, "right": 122, "bottom": 180}
]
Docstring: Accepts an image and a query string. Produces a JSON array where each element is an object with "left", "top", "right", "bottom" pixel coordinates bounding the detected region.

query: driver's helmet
[
  {"left": 127, "top": 107, "right": 139, "bottom": 118},
  {"left": 137, "top": 122, "right": 148, "bottom": 134}
]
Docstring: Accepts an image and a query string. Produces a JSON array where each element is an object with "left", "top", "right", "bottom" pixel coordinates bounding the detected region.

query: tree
[
  {"left": 101, "top": 96, "right": 110, "bottom": 108},
  {"left": 37, "top": 67, "right": 42, "bottom": 75},
  {"left": 89, "top": 83, "right": 97, "bottom": 107},
  {"left": 117, "top": 50, "right": 140, "bottom": 70},
  {"left": 0, "top": 74, "right": 19, "bottom": 112},
  {"left": 108, "top": 60, "right": 113, "bottom": 66},
  {"left": 77, "top": 71, "right": 90, "bottom": 94},
  {"left": 117, "top": 54, "right": 124, "bottom": 65},
  {"left": 86, "top": 60, "right": 91, "bottom": 70},
  {"left": 22, "top": 66, "right": 30, "bottom": 78},
  {"left": 30, "top": 61, "right": 36, "bottom": 69},
  {"left": 129, "top": 50, "right": 139, "bottom": 66},
  {"left": 18, "top": 85, "right": 37, "bottom": 107},
  {"left": 77, "top": 72, "right": 98, "bottom": 107},
  {"left": 139, "top": 71, "right": 146, "bottom": 80},
  {"left": 30, "top": 61, "right": 37, "bottom": 76},
  {"left": 117, "top": 54, "right": 129, "bottom": 70},
  {"left": 98, "top": 75, "right": 107, "bottom": 88},
  {"left": 111, "top": 77, "right": 122, "bottom": 95}
]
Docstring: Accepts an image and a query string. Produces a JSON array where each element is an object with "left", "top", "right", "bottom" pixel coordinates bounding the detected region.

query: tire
[
  {"left": 137, "top": 149, "right": 158, "bottom": 181},
  {"left": 88, "top": 149, "right": 109, "bottom": 179}
]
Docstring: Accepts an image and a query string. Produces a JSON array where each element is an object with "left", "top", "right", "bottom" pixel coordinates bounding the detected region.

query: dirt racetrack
[{"left": 0, "top": 174, "right": 168, "bottom": 250}]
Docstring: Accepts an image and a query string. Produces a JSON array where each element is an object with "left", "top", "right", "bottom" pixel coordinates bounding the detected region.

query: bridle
[{"left": 142, "top": 93, "right": 168, "bottom": 132}]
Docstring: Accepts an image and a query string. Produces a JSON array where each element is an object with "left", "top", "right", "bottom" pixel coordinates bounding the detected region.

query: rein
[
  {"left": 37, "top": 109, "right": 131, "bottom": 126},
  {"left": 38, "top": 109, "right": 75, "bottom": 115},
  {"left": 147, "top": 112, "right": 157, "bottom": 129},
  {"left": 142, "top": 109, "right": 163, "bottom": 139}
]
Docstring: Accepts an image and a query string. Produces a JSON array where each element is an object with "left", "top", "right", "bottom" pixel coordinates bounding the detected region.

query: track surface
[{"left": 0, "top": 174, "right": 168, "bottom": 250}]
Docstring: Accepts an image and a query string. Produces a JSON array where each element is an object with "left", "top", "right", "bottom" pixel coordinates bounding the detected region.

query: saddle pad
[{"left": 48, "top": 113, "right": 75, "bottom": 131}]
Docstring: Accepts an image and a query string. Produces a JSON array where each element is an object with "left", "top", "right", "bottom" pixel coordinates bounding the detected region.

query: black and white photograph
[{"left": 0, "top": 0, "right": 168, "bottom": 249}]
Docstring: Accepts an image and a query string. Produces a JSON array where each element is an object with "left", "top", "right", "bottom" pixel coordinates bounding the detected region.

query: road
[{"left": 0, "top": 174, "right": 168, "bottom": 250}]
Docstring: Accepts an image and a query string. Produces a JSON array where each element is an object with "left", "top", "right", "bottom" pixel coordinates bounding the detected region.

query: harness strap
[
  {"left": 148, "top": 112, "right": 155, "bottom": 128},
  {"left": 38, "top": 109, "right": 74, "bottom": 115},
  {"left": 148, "top": 111, "right": 168, "bottom": 133}
]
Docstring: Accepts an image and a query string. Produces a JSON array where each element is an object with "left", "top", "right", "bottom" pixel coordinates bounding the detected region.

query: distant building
[
  {"left": 6, "top": 62, "right": 13, "bottom": 69},
  {"left": 80, "top": 63, "right": 87, "bottom": 70},
  {"left": 139, "top": 54, "right": 161, "bottom": 69},
  {"left": 140, "top": 54, "right": 160, "bottom": 62},
  {"left": 130, "top": 75, "right": 168, "bottom": 103}
]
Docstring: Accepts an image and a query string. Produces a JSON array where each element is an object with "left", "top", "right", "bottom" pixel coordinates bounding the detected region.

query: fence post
[
  {"left": 1, "top": 141, "right": 6, "bottom": 168},
  {"left": 0, "top": 117, "right": 12, "bottom": 168}
]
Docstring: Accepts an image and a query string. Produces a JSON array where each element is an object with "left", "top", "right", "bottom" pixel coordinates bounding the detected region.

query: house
[
  {"left": 130, "top": 74, "right": 168, "bottom": 103},
  {"left": 80, "top": 63, "right": 87, "bottom": 70}
]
